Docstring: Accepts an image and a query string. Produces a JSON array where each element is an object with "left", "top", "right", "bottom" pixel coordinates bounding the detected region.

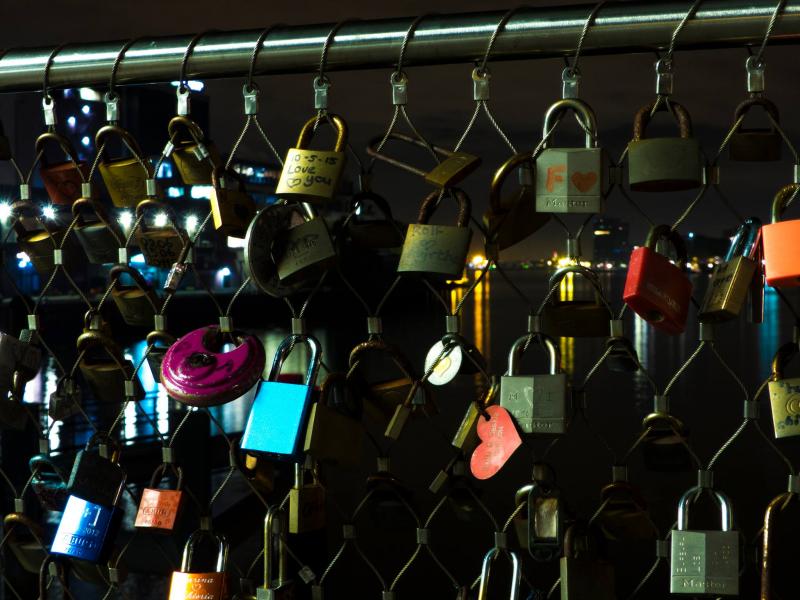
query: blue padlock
[{"left": 241, "top": 334, "right": 321, "bottom": 461}]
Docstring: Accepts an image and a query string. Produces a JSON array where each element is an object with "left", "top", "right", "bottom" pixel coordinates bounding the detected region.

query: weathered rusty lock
[
  {"left": 345, "top": 190, "right": 406, "bottom": 250},
  {"left": 541, "top": 265, "right": 613, "bottom": 337},
  {"left": 72, "top": 197, "right": 125, "bottom": 264},
  {"left": 484, "top": 152, "right": 548, "bottom": 255},
  {"left": 560, "top": 522, "right": 616, "bottom": 600},
  {"left": 134, "top": 199, "right": 189, "bottom": 268},
  {"left": 12, "top": 201, "right": 81, "bottom": 276},
  {"left": 768, "top": 341, "right": 800, "bottom": 439},
  {"left": 275, "top": 113, "right": 348, "bottom": 204},
  {"left": 3, "top": 512, "right": 47, "bottom": 574},
  {"left": 304, "top": 372, "right": 363, "bottom": 465},
  {"left": 35, "top": 132, "right": 89, "bottom": 206},
  {"left": 398, "top": 188, "right": 472, "bottom": 278},
  {"left": 729, "top": 97, "right": 782, "bottom": 162},
  {"left": 536, "top": 98, "right": 607, "bottom": 214},
  {"left": 109, "top": 264, "right": 160, "bottom": 327},
  {"left": 135, "top": 464, "right": 184, "bottom": 533},
  {"left": 763, "top": 183, "right": 800, "bottom": 288},
  {"left": 146, "top": 329, "right": 176, "bottom": 382},
  {"left": 210, "top": 165, "right": 256, "bottom": 238},
  {"left": 627, "top": 100, "right": 703, "bottom": 192},
  {"left": 272, "top": 205, "right": 337, "bottom": 283},
  {"left": 96, "top": 124, "right": 152, "bottom": 208},
  {"left": 77, "top": 328, "right": 143, "bottom": 405},
  {"left": 169, "top": 529, "right": 229, "bottom": 600},
  {"left": 641, "top": 411, "right": 692, "bottom": 472},
  {"left": 366, "top": 131, "right": 481, "bottom": 188},
  {"left": 167, "top": 116, "right": 221, "bottom": 185}
]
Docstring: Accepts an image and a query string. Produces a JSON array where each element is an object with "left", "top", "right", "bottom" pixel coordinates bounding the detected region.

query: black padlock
[
  {"left": 29, "top": 454, "right": 70, "bottom": 512},
  {"left": 605, "top": 338, "right": 640, "bottom": 373},
  {"left": 729, "top": 97, "right": 782, "bottom": 162}
]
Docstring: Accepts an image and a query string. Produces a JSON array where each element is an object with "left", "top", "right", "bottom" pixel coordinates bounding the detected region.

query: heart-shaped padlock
[{"left": 160, "top": 325, "right": 265, "bottom": 407}]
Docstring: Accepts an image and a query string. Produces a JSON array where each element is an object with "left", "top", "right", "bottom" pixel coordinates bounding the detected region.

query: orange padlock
[
  {"left": 169, "top": 529, "right": 228, "bottom": 600},
  {"left": 35, "top": 132, "right": 90, "bottom": 206},
  {"left": 763, "top": 183, "right": 800, "bottom": 288},
  {"left": 134, "top": 464, "right": 184, "bottom": 534}
]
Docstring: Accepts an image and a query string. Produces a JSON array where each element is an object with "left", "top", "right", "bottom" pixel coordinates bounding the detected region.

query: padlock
[
  {"left": 452, "top": 378, "right": 497, "bottom": 453},
  {"left": 304, "top": 372, "right": 363, "bottom": 465},
  {"left": 484, "top": 152, "right": 549, "bottom": 254},
  {"left": 48, "top": 376, "right": 82, "bottom": 421},
  {"left": 627, "top": 100, "right": 703, "bottom": 192},
  {"left": 288, "top": 463, "right": 326, "bottom": 534},
  {"left": 477, "top": 546, "right": 521, "bottom": 600},
  {"left": 134, "top": 199, "right": 189, "bottom": 268},
  {"left": 109, "top": 264, "right": 160, "bottom": 327},
  {"left": 241, "top": 334, "right": 321, "bottom": 460},
  {"left": 273, "top": 207, "right": 337, "bottom": 283},
  {"left": 96, "top": 124, "right": 152, "bottom": 208},
  {"left": 0, "top": 329, "right": 41, "bottom": 400},
  {"left": 763, "top": 183, "right": 800, "bottom": 288},
  {"left": 72, "top": 197, "right": 125, "bottom": 264},
  {"left": 210, "top": 165, "right": 256, "bottom": 238},
  {"left": 366, "top": 131, "right": 481, "bottom": 189},
  {"left": 35, "top": 132, "right": 90, "bottom": 206},
  {"left": 77, "top": 329, "right": 143, "bottom": 405},
  {"left": 541, "top": 265, "right": 612, "bottom": 337},
  {"left": 146, "top": 329, "right": 176, "bottom": 382},
  {"left": 12, "top": 201, "right": 81, "bottom": 275},
  {"left": 169, "top": 529, "right": 229, "bottom": 600},
  {"left": 560, "top": 522, "right": 615, "bottom": 600},
  {"left": 257, "top": 507, "right": 295, "bottom": 600},
  {"left": 66, "top": 434, "right": 125, "bottom": 507},
  {"left": 623, "top": 224, "right": 692, "bottom": 334},
  {"left": 604, "top": 337, "right": 639, "bottom": 373},
  {"left": 4, "top": 512, "right": 47, "bottom": 574},
  {"left": 398, "top": 188, "right": 472, "bottom": 278},
  {"left": 513, "top": 480, "right": 564, "bottom": 560},
  {"left": 344, "top": 190, "right": 406, "bottom": 250},
  {"left": 0, "top": 374, "right": 28, "bottom": 430},
  {"left": 761, "top": 489, "right": 798, "bottom": 599},
  {"left": 275, "top": 113, "right": 348, "bottom": 204},
  {"left": 699, "top": 217, "right": 762, "bottom": 322},
  {"left": 670, "top": 486, "right": 739, "bottom": 595},
  {"left": 728, "top": 97, "right": 782, "bottom": 162},
  {"left": 641, "top": 412, "right": 692, "bottom": 472},
  {"left": 29, "top": 453, "right": 70, "bottom": 511},
  {"left": 596, "top": 481, "right": 658, "bottom": 542},
  {"left": 167, "top": 116, "right": 221, "bottom": 185},
  {"left": 768, "top": 341, "right": 800, "bottom": 438},
  {"left": 161, "top": 325, "right": 265, "bottom": 407},
  {"left": 135, "top": 464, "right": 184, "bottom": 533},
  {"left": 535, "top": 98, "right": 607, "bottom": 214},
  {"left": 500, "top": 333, "right": 569, "bottom": 434}
]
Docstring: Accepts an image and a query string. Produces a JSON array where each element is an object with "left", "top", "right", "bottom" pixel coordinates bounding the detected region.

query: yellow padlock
[
  {"left": 96, "top": 125, "right": 152, "bottom": 208},
  {"left": 167, "top": 116, "right": 221, "bottom": 185}
]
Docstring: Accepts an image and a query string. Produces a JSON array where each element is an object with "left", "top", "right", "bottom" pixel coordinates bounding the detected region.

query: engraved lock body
[
  {"left": 276, "top": 113, "right": 348, "bottom": 204},
  {"left": 559, "top": 523, "right": 616, "bottom": 600},
  {"left": 762, "top": 183, "right": 800, "bottom": 288},
  {"left": 109, "top": 264, "right": 160, "bottom": 327},
  {"left": 699, "top": 218, "right": 762, "bottom": 322},
  {"left": 4, "top": 512, "right": 47, "bottom": 574},
  {"left": 541, "top": 265, "right": 612, "bottom": 337},
  {"left": 623, "top": 224, "right": 693, "bottom": 334},
  {"left": 210, "top": 166, "right": 256, "bottom": 238},
  {"left": 72, "top": 197, "right": 125, "bottom": 264},
  {"left": 76, "top": 329, "right": 143, "bottom": 406},
  {"left": 345, "top": 190, "right": 406, "bottom": 250},
  {"left": 161, "top": 325, "right": 266, "bottom": 407},
  {"left": 768, "top": 342, "right": 800, "bottom": 438},
  {"left": 398, "top": 188, "right": 472, "bottom": 278},
  {"left": 167, "top": 116, "right": 221, "bottom": 185},
  {"left": 274, "top": 206, "right": 337, "bottom": 283},
  {"left": 670, "top": 487, "right": 739, "bottom": 596},
  {"left": 134, "top": 199, "right": 189, "bottom": 268},
  {"left": 641, "top": 412, "right": 692, "bottom": 472},
  {"left": 477, "top": 547, "right": 521, "bottom": 600},
  {"left": 169, "top": 530, "right": 229, "bottom": 600},
  {"left": 500, "top": 333, "right": 569, "bottom": 434},
  {"left": 304, "top": 372, "right": 363, "bottom": 465},
  {"left": 29, "top": 453, "right": 70, "bottom": 512},
  {"left": 484, "top": 153, "right": 548, "bottom": 254},
  {"left": 135, "top": 464, "right": 184, "bottom": 533},
  {"left": 535, "top": 98, "right": 607, "bottom": 214},
  {"left": 627, "top": 100, "right": 703, "bottom": 192},
  {"left": 258, "top": 507, "right": 295, "bottom": 600},
  {"left": 35, "top": 132, "right": 90, "bottom": 206},
  {"left": 729, "top": 97, "right": 782, "bottom": 162},
  {"left": 95, "top": 124, "right": 152, "bottom": 208},
  {"left": 241, "top": 334, "right": 321, "bottom": 461},
  {"left": 289, "top": 463, "right": 326, "bottom": 534}
]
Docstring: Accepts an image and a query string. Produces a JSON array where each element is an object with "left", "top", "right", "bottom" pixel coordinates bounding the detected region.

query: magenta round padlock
[{"left": 161, "top": 325, "right": 265, "bottom": 407}]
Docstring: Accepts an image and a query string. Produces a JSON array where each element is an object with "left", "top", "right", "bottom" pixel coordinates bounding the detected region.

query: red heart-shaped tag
[
  {"left": 470, "top": 405, "right": 522, "bottom": 480},
  {"left": 571, "top": 171, "right": 598, "bottom": 193}
]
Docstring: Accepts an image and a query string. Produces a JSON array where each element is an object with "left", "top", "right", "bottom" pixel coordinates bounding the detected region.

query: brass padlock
[
  {"left": 77, "top": 329, "right": 143, "bottom": 406},
  {"left": 3, "top": 512, "right": 47, "bottom": 574},
  {"left": 275, "top": 113, "right": 348, "bottom": 204},
  {"left": 560, "top": 522, "right": 616, "bottom": 600},
  {"left": 627, "top": 100, "right": 703, "bottom": 192},
  {"left": 769, "top": 341, "right": 800, "bottom": 439},
  {"left": 344, "top": 190, "right": 406, "bottom": 250},
  {"left": 109, "top": 264, "right": 160, "bottom": 328},
  {"left": 484, "top": 153, "right": 548, "bottom": 254},
  {"left": 451, "top": 378, "right": 497, "bottom": 453},
  {"left": 167, "top": 116, "right": 221, "bottom": 185},
  {"left": 210, "top": 166, "right": 256, "bottom": 239},
  {"left": 96, "top": 124, "right": 152, "bottom": 208},
  {"left": 398, "top": 188, "right": 472, "bottom": 278},
  {"left": 169, "top": 529, "right": 229, "bottom": 599},
  {"left": 72, "top": 197, "right": 126, "bottom": 264},
  {"left": 304, "top": 372, "right": 363, "bottom": 465},
  {"left": 13, "top": 201, "right": 81, "bottom": 276},
  {"left": 729, "top": 97, "right": 782, "bottom": 162},
  {"left": 366, "top": 131, "right": 481, "bottom": 188},
  {"left": 273, "top": 205, "right": 337, "bottom": 283},
  {"left": 536, "top": 98, "right": 607, "bottom": 214},
  {"left": 289, "top": 463, "right": 326, "bottom": 534},
  {"left": 35, "top": 132, "right": 89, "bottom": 206},
  {"left": 146, "top": 329, "right": 176, "bottom": 383},
  {"left": 541, "top": 265, "right": 613, "bottom": 337},
  {"left": 258, "top": 507, "right": 295, "bottom": 599},
  {"left": 134, "top": 199, "right": 189, "bottom": 268}
]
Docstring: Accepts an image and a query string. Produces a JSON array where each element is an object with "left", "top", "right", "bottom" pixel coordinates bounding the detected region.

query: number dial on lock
[{"left": 424, "top": 341, "right": 462, "bottom": 386}]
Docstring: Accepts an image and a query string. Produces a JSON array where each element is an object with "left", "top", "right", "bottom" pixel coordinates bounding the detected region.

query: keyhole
[{"left": 188, "top": 353, "right": 215, "bottom": 367}]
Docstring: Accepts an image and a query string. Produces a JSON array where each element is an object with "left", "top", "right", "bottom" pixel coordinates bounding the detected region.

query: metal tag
[{"left": 423, "top": 340, "right": 462, "bottom": 386}]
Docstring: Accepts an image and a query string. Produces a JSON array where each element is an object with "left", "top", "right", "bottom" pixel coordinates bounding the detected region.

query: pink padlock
[{"left": 160, "top": 326, "right": 265, "bottom": 407}]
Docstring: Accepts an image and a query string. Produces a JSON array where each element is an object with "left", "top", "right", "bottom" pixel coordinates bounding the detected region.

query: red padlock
[
  {"left": 763, "top": 183, "right": 800, "bottom": 288},
  {"left": 623, "top": 225, "right": 692, "bottom": 335},
  {"left": 35, "top": 132, "right": 90, "bottom": 206}
]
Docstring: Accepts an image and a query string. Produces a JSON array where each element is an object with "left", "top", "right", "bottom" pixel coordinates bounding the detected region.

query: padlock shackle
[
  {"left": 83, "top": 431, "right": 122, "bottom": 463},
  {"left": 109, "top": 264, "right": 161, "bottom": 315},
  {"left": 366, "top": 130, "right": 456, "bottom": 178},
  {"left": 477, "top": 547, "right": 521, "bottom": 600},
  {"left": 771, "top": 183, "right": 800, "bottom": 224},
  {"left": 181, "top": 528, "right": 228, "bottom": 573},
  {"left": 489, "top": 152, "right": 534, "bottom": 213},
  {"left": 350, "top": 190, "right": 395, "bottom": 221},
  {"left": 547, "top": 264, "right": 613, "bottom": 317},
  {"left": 676, "top": 485, "right": 733, "bottom": 532},
  {"left": 268, "top": 333, "right": 322, "bottom": 387},
  {"left": 71, "top": 197, "right": 123, "bottom": 243},
  {"left": 734, "top": 96, "right": 780, "bottom": 123},
  {"left": 725, "top": 217, "right": 762, "bottom": 261},
  {"left": 507, "top": 333, "right": 560, "bottom": 376},
  {"left": 148, "top": 463, "right": 183, "bottom": 491},
  {"left": 167, "top": 115, "right": 206, "bottom": 144},
  {"left": 643, "top": 224, "right": 689, "bottom": 268},
  {"left": 29, "top": 453, "right": 68, "bottom": 485},
  {"left": 632, "top": 100, "right": 693, "bottom": 141},
  {"left": 94, "top": 124, "right": 150, "bottom": 175},
  {"left": 4, "top": 511, "right": 47, "bottom": 544},
  {"left": 541, "top": 98, "right": 598, "bottom": 149},
  {"left": 295, "top": 113, "right": 348, "bottom": 153},
  {"left": 135, "top": 197, "right": 178, "bottom": 221},
  {"left": 563, "top": 521, "right": 596, "bottom": 559},
  {"left": 34, "top": 131, "right": 83, "bottom": 169},
  {"left": 417, "top": 188, "right": 471, "bottom": 228},
  {"left": 146, "top": 329, "right": 177, "bottom": 347},
  {"left": 263, "top": 506, "right": 286, "bottom": 588},
  {"left": 771, "top": 340, "right": 799, "bottom": 381},
  {"left": 348, "top": 339, "right": 416, "bottom": 380},
  {"left": 11, "top": 200, "right": 44, "bottom": 221},
  {"left": 319, "top": 371, "right": 347, "bottom": 408},
  {"left": 761, "top": 491, "right": 797, "bottom": 598},
  {"left": 76, "top": 330, "right": 129, "bottom": 372}
]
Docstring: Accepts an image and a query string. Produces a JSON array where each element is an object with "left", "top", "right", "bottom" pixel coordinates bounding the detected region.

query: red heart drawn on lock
[
  {"left": 571, "top": 171, "right": 598, "bottom": 193},
  {"left": 470, "top": 405, "right": 522, "bottom": 480}
]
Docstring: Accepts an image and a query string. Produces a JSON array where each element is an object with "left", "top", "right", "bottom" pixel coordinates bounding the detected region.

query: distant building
[{"left": 592, "top": 217, "right": 630, "bottom": 264}]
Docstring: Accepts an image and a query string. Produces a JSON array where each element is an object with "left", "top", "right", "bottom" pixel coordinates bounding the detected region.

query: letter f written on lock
[{"left": 546, "top": 165, "right": 566, "bottom": 192}]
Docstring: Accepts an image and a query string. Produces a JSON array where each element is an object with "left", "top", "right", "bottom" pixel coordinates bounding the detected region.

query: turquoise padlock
[{"left": 240, "top": 334, "right": 321, "bottom": 461}]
